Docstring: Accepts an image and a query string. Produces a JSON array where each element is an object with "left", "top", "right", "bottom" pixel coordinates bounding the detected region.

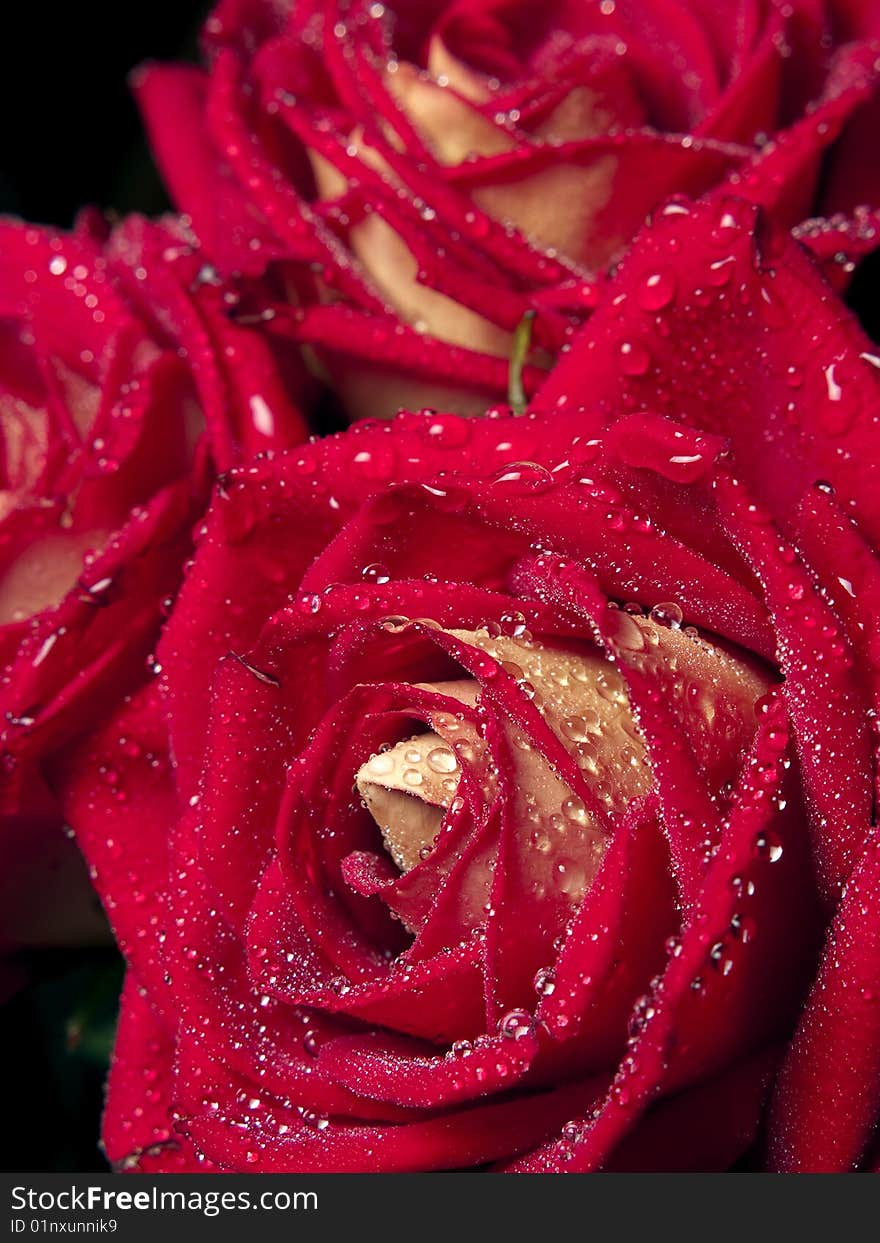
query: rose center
[{"left": 356, "top": 620, "right": 772, "bottom": 896}]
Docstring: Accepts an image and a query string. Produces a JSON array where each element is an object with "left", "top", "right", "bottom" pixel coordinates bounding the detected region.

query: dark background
[
  {"left": 0, "top": 3, "right": 208, "bottom": 228},
  {"left": 0, "top": 1, "right": 207, "bottom": 1174}
]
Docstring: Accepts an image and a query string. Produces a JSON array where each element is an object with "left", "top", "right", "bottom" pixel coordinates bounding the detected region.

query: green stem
[{"left": 508, "top": 309, "right": 536, "bottom": 415}]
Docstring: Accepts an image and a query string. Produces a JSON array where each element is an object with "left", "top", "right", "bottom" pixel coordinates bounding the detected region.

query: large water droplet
[
  {"left": 490, "top": 461, "right": 554, "bottom": 497},
  {"left": 638, "top": 269, "right": 677, "bottom": 311}
]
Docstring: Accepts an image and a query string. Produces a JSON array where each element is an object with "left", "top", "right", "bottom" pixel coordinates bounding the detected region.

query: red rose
[
  {"left": 55, "top": 197, "right": 880, "bottom": 1172},
  {"left": 0, "top": 213, "right": 308, "bottom": 947},
  {"left": 136, "top": 0, "right": 880, "bottom": 418}
]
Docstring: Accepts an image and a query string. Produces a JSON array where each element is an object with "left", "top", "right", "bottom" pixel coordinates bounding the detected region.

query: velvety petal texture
[
  {"left": 56, "top": 197, "right": 880, "bottom": 1172},
  {"left": 136, "top": 0, "right": 880, "bottom": 417},
  {"left": 0, "top": 215, "right": 309, "bottom": 948}
]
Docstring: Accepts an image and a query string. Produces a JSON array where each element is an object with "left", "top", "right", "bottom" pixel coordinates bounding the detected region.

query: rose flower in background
[
  {"left": 0, "top": 214, "right": 308, "bottom": 949},
  {"left": 54, "top": 198, "right": 880, "bottom": 1172},
  {"left": 137, "top": 0, "right": 880, "bottom": 418}
]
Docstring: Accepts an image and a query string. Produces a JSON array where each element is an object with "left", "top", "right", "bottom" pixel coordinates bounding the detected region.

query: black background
[{"left": 0, "top": 3, "right": 207, "bottom": 228}]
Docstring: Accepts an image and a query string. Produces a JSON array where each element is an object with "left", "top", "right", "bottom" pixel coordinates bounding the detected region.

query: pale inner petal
[
  {"left": 0, "top": 529, "right": 109, "bottom": 624},
  {"left": 356, "top": 620, "right": 770, "bottom": 897}
]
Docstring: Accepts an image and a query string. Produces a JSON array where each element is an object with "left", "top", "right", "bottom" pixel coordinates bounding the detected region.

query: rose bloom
[
  {"left": 54, "top": 198, "right": 880, "bottom": 1172},
  {"left": 137, "top": 0, "right": 880, "bottom": 418},
  {"left": 0, "top": 214, "right": 308, "bottom": 947}
]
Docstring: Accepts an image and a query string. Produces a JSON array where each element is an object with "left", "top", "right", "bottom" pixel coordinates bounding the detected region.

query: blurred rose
[
  {"left": 0, "top": 214, "right": 308, "bottom": 949},
  {"left": 56, "top": 201, "right": 880, "bottom": 1172},
  {"left": 137, "top": 0, "right": 880, "bottom": 417}
]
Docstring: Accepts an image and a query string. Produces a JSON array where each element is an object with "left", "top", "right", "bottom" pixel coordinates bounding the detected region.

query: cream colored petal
[
  {"left": 386, "top": 58, "right": 626, "bottom": 265},
  {"left": 0, "top": 396, "right": 49, "bottom": 495},
  {"left": 308, "top": 137, "right": 513, "bottom": 358},
  {"left": 300, "top": 47, "right": 644, "bottom": 397},
  {"left": 426, "top": 36, "right": 492, "bottom": 104},
  {"left": 448, "top": 630, "right": 649, "bottom": 901},
  {"left": 357, "top": 731, "right": 460, "bottom": 870},
  {"left": 349, "top": 213, "right": 514, "bottom": 354},
  {"left": 474, "top": 85, "right": 628, "bottom": 267},
  {"left": 357, "top": 621, "right": 771, "bottom": 897},
  {"left": 51, "top": 359, "right": 101, "bottom": 439},
  {"left": 310, "top": 49, "right": 635, "bottom": 397},
  {"left": 385, "top": 61, "right": 514, "bottom": 164},
  {"left": 0, "top": 528, "right": 110, "bottom": 625},
  {"left": 309, "top": 148, "right": 350, "bottom": 203},
  {"left": 473, "top": 158, "right": 620, "bottom": 272}
]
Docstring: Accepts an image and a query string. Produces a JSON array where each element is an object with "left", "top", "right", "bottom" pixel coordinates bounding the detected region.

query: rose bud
[
  {"left": 0, "top": 214, "right": 309, "bottom": 949},
  {"left": 136, "top": 0, "right": 880, "bottom": 419},
  {"left": 54, "top": 200, "right": 880, "bottom": 1172}
]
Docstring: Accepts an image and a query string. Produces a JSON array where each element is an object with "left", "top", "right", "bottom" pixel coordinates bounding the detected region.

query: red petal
[{"left": 768, "top": 828, "right": 880, "bottom": 1172}]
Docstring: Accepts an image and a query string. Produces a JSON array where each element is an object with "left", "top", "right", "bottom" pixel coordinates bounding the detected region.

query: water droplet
[
  {"left": 614, "top": 611, "right": 646, "bottom": 651},
  {"left": 617, "top": 340, "right": 651, "bottom": 376},
  {"left": 753, "top": 831, "right": 784, "bottom": 863},
  {"left": 362, "top": 563, "right": 390, "bottom": 584},
  {"left": 561, "top": 714, "right": 599, "bottom": 742},
  {"left": 707, "top": 256, "right": 735, "bottom": 286},
  {"left": 499, "top": 610, "right": 529, "bottom": 638},
  {"left": 498, "top": 1009, "right": 534, "bottom": 1040},
  {"left": 302, "top": 1029, "right": 320, "bottom": 1056},
  {"left": 490, "top": 461, "right": 554, "bottom": 497},
  {"left": 649, "top": 601, "right": 683, "bottom": 629},
  {"left": 423, "top": 413, "right": 472, "bottom": 447},
  {"left": 638, "top": 270, "right": 677, "bottom": 311},
  {"left": 534, "top": 967, "right": 556, "bottom": 996},
  {"left": 427, "top": 746, "right": 458, "bottom": 774},
  {"left": 298, "top": 593, "right": 322, "bottom": 614},
  {"left": 627, "top": 993, "right": 656, "bottom": 1039},
  {"left": 824, "top": 363, "right": 842, "bottom": 403},
  {"left": 379, "top": 615, "right": 411, "bottom": 632}
]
